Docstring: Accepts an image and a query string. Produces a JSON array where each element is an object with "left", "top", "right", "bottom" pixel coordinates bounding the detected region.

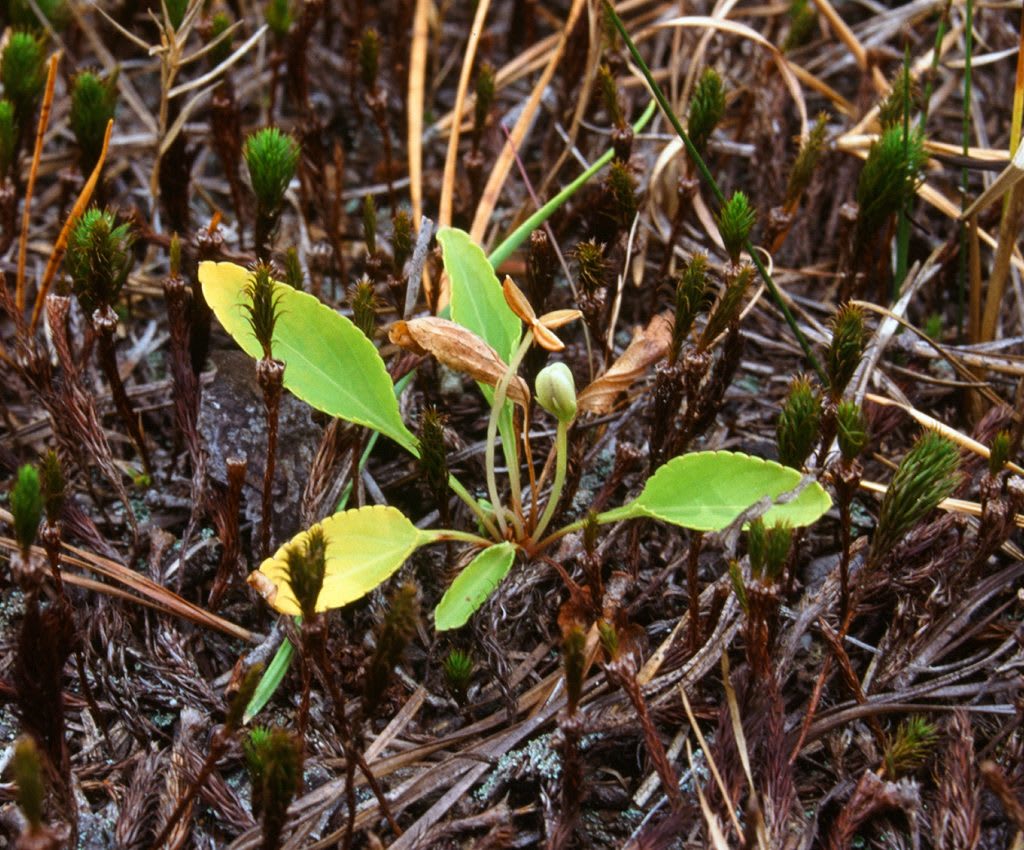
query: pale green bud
[{"left": 535, "top": 362, "right": 577, "bottom": 423}]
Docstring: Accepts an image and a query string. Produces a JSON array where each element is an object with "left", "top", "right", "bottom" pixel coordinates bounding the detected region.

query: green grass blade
[{"left": 487, "top": 99, "right": 657, "bottom": 269}]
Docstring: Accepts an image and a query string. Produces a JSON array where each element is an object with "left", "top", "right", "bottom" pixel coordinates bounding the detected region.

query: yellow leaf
[{"left": 248, "top": 506, "right": 432, "bottom": 615}]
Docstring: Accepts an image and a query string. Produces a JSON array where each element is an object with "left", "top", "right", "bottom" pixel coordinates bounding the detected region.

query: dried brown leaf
[
  {"left": 577, "top": 314, "right": 672, "bottom": 414},
  {"left": 390, "top": 318, "right": 529, "bottom": 406}
]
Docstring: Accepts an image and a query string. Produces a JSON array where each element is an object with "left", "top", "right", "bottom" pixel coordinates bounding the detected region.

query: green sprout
[
  {"left": 989, "top": 431, "right": 1011, "bottom": 475},
  {"left": 716, "top": 191, "right": 756, "bottom": 264},
  {"left": 854, "top": 124, "right": 926, "bottom": 251},
  {"left": 826, "top": 302, "right": 867, "bottom": 400},
  {"left": 265, "top": 0, "right": 292, "bottom": 37},
  {"left": 70, "top": 70, "right": 118, "bottom": 175},
  {"left": 474, "top": 61, "right": 497, "bottom": 139},
  {"left": 0, "top": 99, "right": 18, "bottom": 179},
  {"left": 783, "top": 0, "right": 816, "bottom": 52},
  {"left": 605, "top": 159, "right": 638, "bottom": 225},
  {"left": 362, "top": 193, "right": 377, "bottom": 255},
  {"left": 418, "top": 406, "right": 450, "bottom": 513},
  {"left": 872, "top": 432, "right": 960, "bottom": 559},
  {"left": 283, "top": 525, "right": 328, "bottom": 621},
  {"left": 164, "top": 0, "right": 188, "bottom": 30},
  {"left": 359, "top": 27, "right": 380, "bottom": 91},
  {"left": 8, "top": 0, "right": 67, "bottom": 30},
  {"left": 363, "top": 582, "right": 419, "bottom": 714},
  {"left": 1, "top": 32, "right": 46, "bottom": 130},
  {"left": 13, "top": 737, "right": 45, "bottom": 830},
  {"left": 350, "top": 277, "right": 378, "bottom": 341},
  {"left": 878, "top": 70, "right": 922, "bottom": 131},
  {"left": 776, "top": 375, "right": 821, "bottom": 470},
  {"left": 443, "top": 649, "right": 474, "bottom": 702},
  {"left": 245, "top": 726, "right": 303, "bottom": 850},
  {"left": 573, "top": 240, "right": 606, "bottom": 294},
  {"left": 747, "top": 518, "right": 793, "bottom": 582},
  {"left": 687, "top": 68, "right": 726, "bottom": 157},
  {"left": 670, "top": 253, "right": 710, "bottom": 363},
  {"left": 66, "top": 208, "right": 135, "bottom": 316},
  {"left": 244, "top": 127, "right": 300, "bottom": 255},
  {"left": 701, "top": 263, "right": 753, "bottom": 346},
  {"left": 245, "top": 128, "right": 299, "bottom": 213},
  {"left": 207, "top": 12, "right": 235, "bottom": 67},
  {"left": 392, "top": 210, "right": 413, "bottom": 271},
  {"left": 11, "top": 464, "right": 42, "bottom": 557},
  {"left": 785, "top": 112, "right": 828, "bottom": 207},
  {"left": 282, "top": 247, "right": 304, "bottom": 291},
  {"left": 243, "top": 263, "right": 284, "bottom": 360},
  {"left": 597, "top": 64, "right": 624, "bottom": 129},
  {"left": 883, "top": 715, "right": 938, "bottom": 777}
]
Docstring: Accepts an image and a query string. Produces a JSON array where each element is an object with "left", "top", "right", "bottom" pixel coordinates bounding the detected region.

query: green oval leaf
[
  {"left": 440, "top": 227, "right": 520, "bottom": 363},
  {"left": 200, "top": 261, "right": 418, "bottom": 455},
  {"left": 253, "top": 506, "right": 431, "bottom": 615},
  {"left": 435, "top": 542, "right": 517, "bottom": 631},
  {"left": 599, "top": 451, "right": 831, "bottom": 531}
]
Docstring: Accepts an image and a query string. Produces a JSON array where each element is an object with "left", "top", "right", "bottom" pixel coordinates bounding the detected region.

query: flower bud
[{"left": 536, "top": 362, "right": 577, "bottom": 423}]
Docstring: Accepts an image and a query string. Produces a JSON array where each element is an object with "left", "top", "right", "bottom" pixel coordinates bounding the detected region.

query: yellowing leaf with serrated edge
[{"left": 248, "top": 506, "right": 435, "bottom": 615}]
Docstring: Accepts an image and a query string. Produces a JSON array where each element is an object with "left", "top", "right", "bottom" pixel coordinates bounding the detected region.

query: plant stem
[
  {"left": 256, "top": 358, "right": 285, "bottom": 560},
  {"left": 430, "top": 528, "right": 494, "bottom": 547},
  {"left": 447, "top": 474, "right": 501, "bottom": 540},
  {"left": 311, "top": 627, "right": 401, "bottom": 841},
  {"left": 94, "top": 311, "right": 152, "bottom": 476},
  {"left": 894, "top": 47, "right": 913, "bottom": 298},
  {"left": 485, "top": 332, "right": 533, "bottom": 539},
  {"left": 958, "top": 0, "right": 974, "bottom": 338},
  {"left": 532, "top": 419, "right": 568, "bottom": 542},
  {"left": 687, "top": 531, "right": 704, "bottom": 653}
]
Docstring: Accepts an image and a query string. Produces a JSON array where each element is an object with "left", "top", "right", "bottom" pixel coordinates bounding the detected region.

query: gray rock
[{"left": 198, "top": 350, "right": 323, "bottom": 547}]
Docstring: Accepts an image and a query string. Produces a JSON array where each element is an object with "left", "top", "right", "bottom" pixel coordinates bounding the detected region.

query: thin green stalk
[
  {"left": 957, "top": 0, "right": 974, "bottom": 337},
  {"left": 487, "top": 99, "right": 657, "bottom": 269},
  {"left": 533, "top": 506, "right": 619, "bottom": 553},
  {"left": 430, "top": 528, "right": 495, "bottom": 547},
  {"left": 486, "top": 332, "right": 533, "bottom": 538},
  {"left": 531, "top": 419, "right": 568, "bottom": 542},
  {"left": 601, "top": 2, "right": 825, "bottom": 384},
  {"left": 895, "top": 47, "right": 913, "bottom": 297},
  {"left": 919, "top": 2, "right": 950, "bottom": 128},
  {"left": 447, "top": 474, "right": 501, "bottom": 539}
]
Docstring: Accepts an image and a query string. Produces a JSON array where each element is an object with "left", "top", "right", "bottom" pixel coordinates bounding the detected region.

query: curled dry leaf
[
  {"left": 577, "top": 313, "right": 673, "bottom": 414},
  {"left": 390, "top": 317, "right": 530, "bottom": 406}
]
